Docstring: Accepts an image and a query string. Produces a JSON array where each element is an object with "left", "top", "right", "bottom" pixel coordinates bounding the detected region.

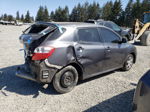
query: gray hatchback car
[{"left": 16, "top": 22, "right": 137, "bottom": 93}]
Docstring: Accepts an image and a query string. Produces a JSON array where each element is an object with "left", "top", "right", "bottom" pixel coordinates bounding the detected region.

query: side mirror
[{"left": 121, "top": 38, "right": 127, "bottom": 43}]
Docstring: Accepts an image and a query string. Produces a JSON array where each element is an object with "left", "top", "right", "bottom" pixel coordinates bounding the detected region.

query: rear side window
[
  {"left": 99, "top": 27, "right": 121, "bottom": 43},
  {"left": 77, "top": 28, "right": 100, "bottom": 42},
  {"left": 47, "top": 28, "right": 66, "bottom": 40}
]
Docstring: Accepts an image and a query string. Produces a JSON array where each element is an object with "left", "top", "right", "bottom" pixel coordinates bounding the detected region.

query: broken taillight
[{"left": 32, "top": 46, "right": 55, "bottom": 60}]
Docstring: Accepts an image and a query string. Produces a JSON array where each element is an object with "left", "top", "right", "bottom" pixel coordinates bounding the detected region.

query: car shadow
[
  {"left": 78, "top": 71, "right": 115, "bottom": 85},
  {"left": 84, "top": 89, "right": 135, "bottom": 112},
  {"left": 0, "top": 65, "right": 135, "bottom": 99},
  {"left": 0, "top": 65, "right": 59, "bottom": 97}
]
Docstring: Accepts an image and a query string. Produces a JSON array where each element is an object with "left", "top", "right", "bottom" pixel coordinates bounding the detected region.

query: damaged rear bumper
[
  {"left": 16, "top": 66, "right": 36, "bottom": 82},
  {"left": 16, "top": 61, "right": 60, "bottom": 83}
]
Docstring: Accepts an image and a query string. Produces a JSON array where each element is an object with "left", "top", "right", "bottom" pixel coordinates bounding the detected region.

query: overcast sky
[{"left": 0, "top": 0, "right": 129, "bottom": 17}]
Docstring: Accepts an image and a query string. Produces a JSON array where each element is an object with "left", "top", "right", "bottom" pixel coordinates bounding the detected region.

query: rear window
[
  {"left": 24, "top": 24, "right": 66, "bottom": 40},
  {"left": 24, "top": 25, "right": 49, "bottom": 34}
]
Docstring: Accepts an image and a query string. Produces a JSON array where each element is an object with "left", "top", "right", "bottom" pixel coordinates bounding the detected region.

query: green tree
[
  {"left": 21, "top": 14, "right": 24, "bottom": 22},
  {"left": 0, "top": 15, "right": 4, "bottom": 20},
  {"left": 36, "top": 6, "right": 44, "bottom": 21},
  {"left": 78, "top": 3, "right": 87, "bottom": 21},
  {"left": 7, "top": 15, "right": 14, "bottom": 21},
  {"left": 70, "top": 3, "right": 84, "bottom": 22},
  {"left": 110, "top": 0, "right": 123, "bottom": 25},
  {"left": 50, "top": 11, "right": 55, "bottom": 21},
  {"left": 124, "top": 0, "right": 133, "bottom": 27},
  {"left": 82, "top": 2, "right": 90, "bottom": 21},
  {"left": 131, "top": 0, "right": 142, "bottom": 21},
  {"left": 102, "top": 1, "right": 113, "bottom": 20},
  {"left": 70, "top": 6, "right": 78, "bottom": 22},
  {"left": 75, "top": 3, "right": 83, "bottom": 21},
  {"left": 24, "top": 11, "right": 31, "bottom": 23},
  {"left": 70, "top": 2, "right": 101, "bottom": 22},
  {"left": 31, "top": 16, "right": 34, "bottom": 22},
  {"left": 16, "top": 11, "right": 20, "bottom": 20},
  {"left": 43, "top": 6, "right": 49, "bottom": 22},
  {"left": 3, "top": 13, "right": 8, "bottom": 21},
  {"left": 87, "top": 2, "right": 101, "bottom": 20},
  {"left": 63, "top": 6, "right": 69, "bottom": 21},
  {"left": 54, "top": 6, "right": 62, "bottom": 21},
  {"left": 53, "top": 6, "right": 70, "bottom": 22}
]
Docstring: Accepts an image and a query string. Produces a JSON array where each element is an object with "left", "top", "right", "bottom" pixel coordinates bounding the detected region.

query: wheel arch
[
  {"left": 130, "top": 52, "right": 136, "bottom": 63},
  {"left": 67, "top": 62, "right": 84, "bottom": 80}
]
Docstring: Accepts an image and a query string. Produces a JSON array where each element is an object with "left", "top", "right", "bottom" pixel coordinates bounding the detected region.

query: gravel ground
[{"left": 0, "top": 25, "right": 150, "bottom": 112}]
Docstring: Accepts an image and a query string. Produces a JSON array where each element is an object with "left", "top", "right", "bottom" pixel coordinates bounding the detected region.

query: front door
[{"left": 98, "top": 27, "right": 127, "bottom": 71}]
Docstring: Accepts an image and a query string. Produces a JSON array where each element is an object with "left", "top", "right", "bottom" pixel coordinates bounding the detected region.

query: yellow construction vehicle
[{"left": 132, "top": 11, "right": 150, "bottom": 46}]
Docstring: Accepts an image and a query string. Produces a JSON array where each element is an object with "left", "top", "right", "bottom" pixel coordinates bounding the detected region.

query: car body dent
[{"left": 44, "top": 59, "right": 62, "bottom": 69}]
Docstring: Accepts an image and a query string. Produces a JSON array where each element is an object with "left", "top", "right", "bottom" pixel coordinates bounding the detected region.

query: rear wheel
[
  {"left": 140, "top": 31, "right": 150, "bottom": 46},
  {"left": 53, "top": 66, "right": 78, "bottom": 93},
  {"left": 122, "top": 54, "right": 134, "bottom": 71}
]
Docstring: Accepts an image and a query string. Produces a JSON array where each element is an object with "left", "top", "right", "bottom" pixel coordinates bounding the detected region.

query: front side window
[
  {"left": 77, "top": 28, "right": 100, "bottom": 42},
  {"left": 99, "top": 27, "right": 121, "bottom": 43}
]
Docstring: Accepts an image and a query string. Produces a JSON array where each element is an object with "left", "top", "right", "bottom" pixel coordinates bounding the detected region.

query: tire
[
  {"left": 140, "top": 31, "right": 150, "bottom": 46},
  {"left": 122, "top": 54, "right": 134, "bottom": 71},
  {"left": 53, "top": 65, "right": 78, "bottom": 93}
]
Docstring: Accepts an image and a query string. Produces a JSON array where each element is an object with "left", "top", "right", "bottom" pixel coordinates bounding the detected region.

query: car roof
[
  {"left": 34, "top": 21, "right": 122, "bottom": 38},
  {"left": 97, "top": 20, "right": 115, "bottom": 24},
  {"left": 35, "top": 21, "right": 100, "bottom": 28}
]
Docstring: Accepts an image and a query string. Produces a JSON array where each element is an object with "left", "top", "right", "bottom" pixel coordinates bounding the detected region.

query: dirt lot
[{"left": 0, "top": 25, "right": 150, "bottom": 112}]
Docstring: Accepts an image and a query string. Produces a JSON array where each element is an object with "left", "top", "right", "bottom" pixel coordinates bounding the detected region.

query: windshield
[
  {"left": 111, "top": 22, "right": 121, "bottom": 32},
  {"left": 104, "top": 22, "right": 121, "bottom": 32},
  {"left": 144, "top": 13, "right": 150, "bottom": 23}
]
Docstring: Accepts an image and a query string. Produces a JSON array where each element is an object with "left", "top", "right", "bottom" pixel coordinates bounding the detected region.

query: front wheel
[
  {"left": 122, "top": 54, "right": 134, "bottom": 71},
  {"left": 53, "top": 66, "right": 78, "bottom": 94}
]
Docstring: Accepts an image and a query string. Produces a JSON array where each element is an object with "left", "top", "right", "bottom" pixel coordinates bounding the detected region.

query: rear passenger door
[
  {"left": 98, "top": 27, "right": 126, "bottom": 71},
  {"left": 74, "top": 27, "right": 105, "bottom": 78}
]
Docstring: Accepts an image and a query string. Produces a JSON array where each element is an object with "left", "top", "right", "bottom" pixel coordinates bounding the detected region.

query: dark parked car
[
  {"left": 16, "top": 22, "right": 137, "bottom": 93},
  {"left": 133, "top": 70, "right": 150, "bottom": 112},
  {"left": 85, "top": 19, "right": 132, "bottom": 40}
]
